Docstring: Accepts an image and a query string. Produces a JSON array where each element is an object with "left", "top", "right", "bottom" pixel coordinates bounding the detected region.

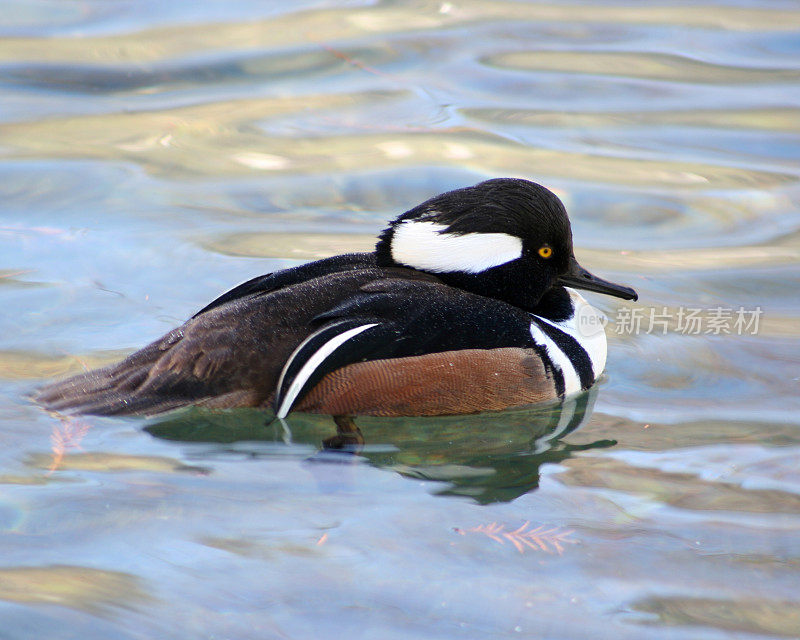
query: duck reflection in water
[
  {"left": 39, "top": 179, "right": 633, "bottom": 502},
  {"left": 145, "top": 386, "right": 613, "bottom": 504}
]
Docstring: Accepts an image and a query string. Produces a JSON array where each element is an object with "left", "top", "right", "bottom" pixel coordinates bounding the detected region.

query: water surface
[{"left": 1, "top": 1, "right": 799, "bottom": 638}]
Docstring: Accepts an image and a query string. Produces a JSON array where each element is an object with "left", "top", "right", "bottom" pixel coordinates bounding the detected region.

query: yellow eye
[{"left": 538, "top": 245, "right": 553, "bottom": 259}]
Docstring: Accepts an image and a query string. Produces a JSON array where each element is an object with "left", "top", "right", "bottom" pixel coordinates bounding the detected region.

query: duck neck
[
  {"left": 432, "top": 264, "right": 551, "bottom": 312},
  {"left": 530, "top": 286, "right": 576, "bottom": 323}
]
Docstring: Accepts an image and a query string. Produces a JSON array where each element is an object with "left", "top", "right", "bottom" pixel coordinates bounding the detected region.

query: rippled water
[{"left": 2, "top": 1, "right": 799, "bottom": 638}]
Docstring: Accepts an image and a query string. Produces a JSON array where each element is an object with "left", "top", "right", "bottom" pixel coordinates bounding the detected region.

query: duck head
[{"left": 375, "top": 178, "right": 637, "bottom": 313}]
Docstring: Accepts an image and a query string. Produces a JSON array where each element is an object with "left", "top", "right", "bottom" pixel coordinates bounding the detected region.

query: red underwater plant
[
  {"left": 48, "top": 416, "right": 91, "bottom": 474},
  {"left": 455, "top": 521, "right": 577, "bottom": 554}
]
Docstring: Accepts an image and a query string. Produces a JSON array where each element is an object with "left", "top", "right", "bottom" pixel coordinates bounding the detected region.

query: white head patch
[{"left": 390, "top": 220, "right": 523, "bottom": 273}]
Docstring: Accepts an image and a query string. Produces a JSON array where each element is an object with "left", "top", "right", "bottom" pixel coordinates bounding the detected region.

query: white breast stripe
[
  {"left": 276, "top": 323, "right": 379, "bottom": 419},
  {"left": 529, "top": 323, "right": 582, "bottom": 396},
  {"left": 391, "top": 220, "right": 523, "bottom": 273},
  {"left": 535, "top": 288, "right": 607, "bottom": 379}
]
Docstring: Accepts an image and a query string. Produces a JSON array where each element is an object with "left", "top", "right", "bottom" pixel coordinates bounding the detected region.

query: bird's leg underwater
[{"left": 322, "top": 415, "right": 365, "bottom": 451}]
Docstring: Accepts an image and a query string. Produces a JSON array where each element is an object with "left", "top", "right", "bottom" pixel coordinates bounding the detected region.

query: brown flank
[{"left": 295, "top": 347, "right": 558, "bottom": 416}]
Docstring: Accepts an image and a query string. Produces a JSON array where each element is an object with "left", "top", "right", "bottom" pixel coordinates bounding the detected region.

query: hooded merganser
[{"left": 37, "top": 178, "right": 637, "bottom": 418}]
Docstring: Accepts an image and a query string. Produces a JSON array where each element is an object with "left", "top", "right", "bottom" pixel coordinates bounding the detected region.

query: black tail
[{"left": 34, "top": 340, "right": 191, "bottom": 416}]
